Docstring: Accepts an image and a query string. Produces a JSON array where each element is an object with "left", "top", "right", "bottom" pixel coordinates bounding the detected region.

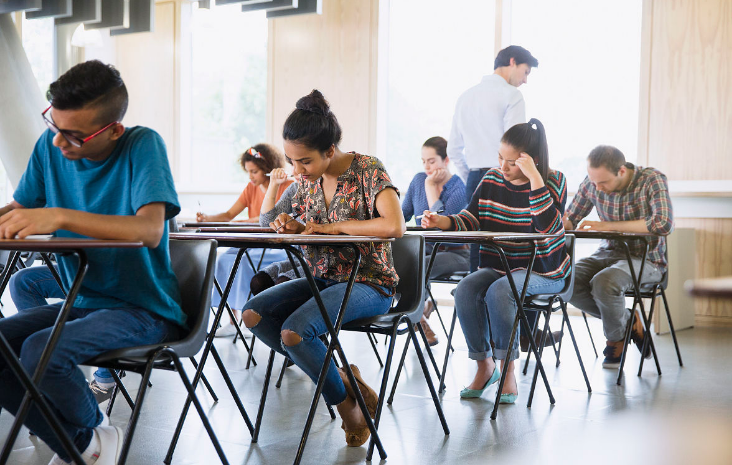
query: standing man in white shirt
[{"left": 448, "top": 45, "right": 539, "bottom": 272}]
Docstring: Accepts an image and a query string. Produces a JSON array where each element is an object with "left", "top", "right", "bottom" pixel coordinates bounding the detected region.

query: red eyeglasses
[{"left": 42, "top": 105, "right": 118, "bottom": 148}]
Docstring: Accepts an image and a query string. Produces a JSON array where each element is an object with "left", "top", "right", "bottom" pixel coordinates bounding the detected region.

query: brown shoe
[
  {"left": 423, "top": 300, "right": 435, "bottom": 319},
  {"left": 419, "top": 315, "right": 439, "bottom": 346},
  {"left": 602, "top": 340, "right": 624, "bottom": 368},
  {"left": 342, "top": 420, "right": 370, "bottom": 447},
  {"left": 630, "top": 310, "right": 651, "bottom": 359},
  {"left": 338, "top": 364, "right": 377, "bottom": 419},
  {"left": 520, "top": 331, "right": 562, "bottom": 352}
]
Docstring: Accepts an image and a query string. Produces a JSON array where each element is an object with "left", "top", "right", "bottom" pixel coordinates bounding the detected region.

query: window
[
  {"left": 21, "top": 14, "right": 55, "bottom": 97},
  {"left": 510, "top": 0, "right": 643, "bottom": 192},
  {"left": 385, "top": 0, "right": 495, "bottom": 195},
  {"left": 183, "top": 3, "right": 268, "bottom": 191}
]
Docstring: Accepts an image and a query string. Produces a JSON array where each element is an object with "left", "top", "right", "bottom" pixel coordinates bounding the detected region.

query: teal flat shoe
[
  {"left": 499, "top": 391, "right": 518, "bottom": 404},
  {"left": 460, "top": 366, "right": 501, "bottom": 399}
]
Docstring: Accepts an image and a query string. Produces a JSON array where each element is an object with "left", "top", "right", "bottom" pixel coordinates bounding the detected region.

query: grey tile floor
[{"left": 3, "top": 309, "right": 732, "bottom": 465}]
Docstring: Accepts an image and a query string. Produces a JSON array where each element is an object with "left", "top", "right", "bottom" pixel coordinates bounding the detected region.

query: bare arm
[
  {"left": 197, "top": 199, "right": 246, "bottom": 222},
  {"left": 0, "top": 201, "right": 24, "bottom": 217},
  {"left": 301, "top": 188, "right": 406, "bottom": 238},
  {"left": 577, "top": 219, "right": 651, "bottom": 233},
  {"left": 0, "top": 202, "right": 168, "bottom": 248}
]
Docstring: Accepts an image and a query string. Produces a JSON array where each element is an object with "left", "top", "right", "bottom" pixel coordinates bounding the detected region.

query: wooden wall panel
[
  {"left": 675, "top": 218, "right": 732, "bottom": 326},
  {"left": 113, "top": 1, "right": 177, "bottom": 172},
  {"left": 646, "top": 0, "right": 732, "bottom": 180},
  {"left": 267, "top": 0, "right": 378, "bottom": 155}
]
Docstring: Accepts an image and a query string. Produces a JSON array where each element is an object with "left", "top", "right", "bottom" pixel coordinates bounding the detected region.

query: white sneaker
[
  {"left": 94, "top": 425, "right": 123, "bottom": 465},
  {"left": 213, "top": 322, "right": 238, "bottom": 337}
]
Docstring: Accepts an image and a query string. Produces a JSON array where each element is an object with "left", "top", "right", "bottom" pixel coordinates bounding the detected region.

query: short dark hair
[
  {"left": 587, "top": 145, "right": 628, "bottom": 175},
  {"left": 240, "top": 143, "right": 284, "bottom": 173},
  {"left": 494, "top": 45, "right": 539, "bottom": 70},
  {"left": 47, "top": 60, "right": 128, "bottom": 125},
  {"left": 501, "top": 118, "right": 550, "bottom": 182},
  {"left": 422, "top": 136, "right": 448, "bottom": 160},
  {"left": 282, "top": 89, "right": 342, "bottom": 153}
]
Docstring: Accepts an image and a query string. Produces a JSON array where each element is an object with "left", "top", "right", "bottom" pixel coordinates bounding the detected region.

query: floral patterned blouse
[{"left": 292, "top": 153, "right": 399, "bottom": 293}]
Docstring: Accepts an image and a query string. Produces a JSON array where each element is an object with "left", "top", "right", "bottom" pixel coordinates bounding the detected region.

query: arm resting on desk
[
  {"left": 303, "top": 188, "right": 406, "bottom": 238},
  {"left": 577, "top": 219, "right": 653, "bottom": 233},
  {"left": 0, "top": 202, "right": 167, "bottom": 248}
]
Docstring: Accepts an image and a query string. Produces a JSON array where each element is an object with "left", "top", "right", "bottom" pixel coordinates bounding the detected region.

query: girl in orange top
[
  {"left": 198, "top": 144, "right": 293, "bottom": 336},
  {"left": 197, "top": 143, "right": 293, "bottom": 223}
]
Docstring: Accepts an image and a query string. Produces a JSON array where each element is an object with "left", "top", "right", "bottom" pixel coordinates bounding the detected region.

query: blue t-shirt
[{"left": 14, "top": 126, "right": 186, "bottom": 326}]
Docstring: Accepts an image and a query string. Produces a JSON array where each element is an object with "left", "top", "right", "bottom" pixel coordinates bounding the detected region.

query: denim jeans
[
  {"left": 465, "top": 168, "right": 489, "bottom": 272},
  {"left": 212, "top": 248, "right": 288, "bottom": 311},
  {"left": 9, "top": 266, "right": 115, "bottom": 385},
  {"left": 0, "top": 303, "right": 178, "bottom": 462},
  {"left": 569, "top": 249, "right": 662, "bottom": 342},
  {"left": 244, "top": 277, "right": 392, "bottom": 405},
  {"left": 454, "top": 268, "right": 565, "bottom": 361}
]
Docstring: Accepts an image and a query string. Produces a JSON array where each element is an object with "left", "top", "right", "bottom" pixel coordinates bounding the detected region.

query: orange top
[{"left": 237, "top": 180, "right": 294, "bottom": 219}]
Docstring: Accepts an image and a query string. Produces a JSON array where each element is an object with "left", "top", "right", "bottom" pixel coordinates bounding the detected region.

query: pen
[{"left": 415, "top": 209, "right": 445, "bottom": 220}]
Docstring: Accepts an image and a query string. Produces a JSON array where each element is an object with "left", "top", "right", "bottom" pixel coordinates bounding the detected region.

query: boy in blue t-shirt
[{"left": 0, "top": 60, "right": 183, "bottom": 465}]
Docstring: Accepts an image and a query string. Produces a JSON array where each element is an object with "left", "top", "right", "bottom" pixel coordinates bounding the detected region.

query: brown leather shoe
[
  {"left": 338, "top": 364, "right": 377, "bottom": 419},
  {"left": 419, "top": 315, "right": 439, "bottom": 346},
  {"left": 630, "top": 310, "right": 652, "bottom": 359},
  {"left": 342, "top": 420, "right": 370, "bottom": 447},
  {"left": 423, "top": 300, "right": 435, "bottom": 319}
]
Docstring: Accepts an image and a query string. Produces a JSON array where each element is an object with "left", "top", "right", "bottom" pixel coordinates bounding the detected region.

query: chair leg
[
  {"left": 109, "top": 369, "right": 136, "bottom": 413},
  {"left": 522, "top": 311, "right": 543, "bottom": 375},
  {"left": 563, "top": 304, "right": 591, "bottom": 392},
  {"left": 387, "top": 334, "right": 410, "bottom": 405},
  {"left": 168, "top": 352, "right": 230, "bottom": 465},
  {"left": 428, "top": 288, "right": 454, "bottom": 352},
  {"left": 407, "top": 324, "right": 449, "bottom": 434},
  {"left": 367, "top": 332, "right": 384, "bottom": 368},
  {"left": 210, "top": 345, "right": 254, "bottom": 435},
  {"left": 117, "top": 359, "right": 157, "bottom": 465},
  {"left": 366, "top": 326, "right": 400, "bottom": 461},
  {"left": 439, "top": 308, "right": 458, "bottom": 393},
  {"left": 616, "top": 307, "right": 636, "bottom": 385},
  {"left": 661, "top": 288, "right": 683, "bottom": 366},
  {"left": 556, "top": 314, "right": 566, "bottom": 367},
  {"left": 415, "top": 321, "right": 441, "bottom": 379},
  {"left": 637, "top": 300, "right": 662, "bottom": 377},
  {"left": 253, "top": 350, "right": 276, "bottom": 442},
  {"left": 275, "top": 356, "right": 289, "bottom": 388},
  {"left": 189, "top": 357, "right": 219, "bottom": 402},
  {"left": 246, "top": 335, "right": 257, "bottom": 369},
  {"left": 527, "top": 312, "right": 552, "bottom": 408},
  {"left": 582, "top": 312, "right": 598, "bottom": 358}
]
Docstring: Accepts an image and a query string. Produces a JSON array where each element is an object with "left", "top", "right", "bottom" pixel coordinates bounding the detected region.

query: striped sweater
[{"left": 449, "top": 168, "right": 571, "bottom": 280}]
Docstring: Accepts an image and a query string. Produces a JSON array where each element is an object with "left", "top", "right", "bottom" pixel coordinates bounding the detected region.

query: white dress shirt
[{"left": 447, "top": 74, "right": 526, "bottom": 181}]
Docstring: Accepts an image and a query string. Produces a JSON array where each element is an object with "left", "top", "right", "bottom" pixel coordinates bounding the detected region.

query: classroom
[{"left": 0, "top": 1, "right": 731, "bottom": 464}]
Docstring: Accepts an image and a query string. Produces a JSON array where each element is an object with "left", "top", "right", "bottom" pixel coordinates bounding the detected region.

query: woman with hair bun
[
  {"left": 422, "top": 118, "right": 570, "bottom": 404},
  {"left": 241, "top": 90, "right": 405, "bottom": 447}
]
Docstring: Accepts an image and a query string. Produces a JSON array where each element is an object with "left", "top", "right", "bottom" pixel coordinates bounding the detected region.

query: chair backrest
[
  {"left": 389, "top": 234, "right": 425, "bottom": 325},
  {"left": 555, "top": 233, "right": 576, "bottom": 302},
  {"left": 169, "top": 239, "right": 218, "bottom": 355}
]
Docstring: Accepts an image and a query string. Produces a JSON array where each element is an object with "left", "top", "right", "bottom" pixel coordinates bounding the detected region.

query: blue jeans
[
  {"left": 454, "top": 268, "right": 565, "bottom": 361},
  {"left": 466, "top": 168, "right": 489, "bottom": 272},
  {"left": 0, "top": 303, "right": 178, "bottom": 461},
  {"left": 212, "top": 248, "right": 287, "bottom": 311},
  {"left": 244, "top": 277, "right": 392, "bottom": 405},
  {"left": 9, "top": 266, "right": 114, "bottom": 385}
]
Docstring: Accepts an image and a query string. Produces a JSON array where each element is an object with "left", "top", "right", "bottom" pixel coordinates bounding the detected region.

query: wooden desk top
[
  {"left": 171, "top": 231, "right": 394, "bottom": 245},
  {"left": 566, "top": 230, "right": 658, "bottom": 239},
  {"left": 686, "top": 276, "right": 732, "bottom": 299},
  {"left": 406, "top": 230, "right": 561, "bottom": 243},
  {"left": 181, "top": 222, "right": 264, "bottom": 228},
  {"left": 0, "top": 237, "right": 143, "bottom": 252},
  {"left": 195, "top": 227, "right": 274, "bottom": 234}
]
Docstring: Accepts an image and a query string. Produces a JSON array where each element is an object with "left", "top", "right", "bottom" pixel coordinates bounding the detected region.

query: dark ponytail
[
  {"left": 282, "top": 89, "right": 342, "bottom": 154},
  {"left": 501, "top": 118, "right": 549, "bottom": 182}
]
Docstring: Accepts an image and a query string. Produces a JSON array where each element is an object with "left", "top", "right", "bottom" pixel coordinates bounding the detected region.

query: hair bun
[{"left": 295, "top": 89, "right": 330, "bottom": 116}]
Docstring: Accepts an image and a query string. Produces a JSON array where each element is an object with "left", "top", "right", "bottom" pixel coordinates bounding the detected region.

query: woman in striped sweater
[{"left": 421, "top": 118, "right": 569, "bottom": 403}]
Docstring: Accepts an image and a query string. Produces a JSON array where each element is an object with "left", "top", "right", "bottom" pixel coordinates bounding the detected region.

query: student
[
  {"left": 0, "top": 60, "right": 182, "bottom": 465},
  {"left": 402, "top": 136, "right": 467, "bottom": 345},
  {"left": 422, "top": 119, "right": 570, "bottom": 403},
  {"left": 241, "top": 89, "right": 405, "bottom": 447},
  {"left": 448, "top": 45, "right": 538, "bottom": 272},
  {"left": 563, "top": 145, "right": 673, "bottom": 368},
  {"left": 197, "top": 145, "right": 294, "bottom": 336},
  {"left": 8, "top": 265, "right": 120, "bottom": 403}
]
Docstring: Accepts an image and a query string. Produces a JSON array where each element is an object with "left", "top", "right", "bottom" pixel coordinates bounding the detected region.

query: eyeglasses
[{"left": 42, "top": 105, "right": 118, "bottom": 148}]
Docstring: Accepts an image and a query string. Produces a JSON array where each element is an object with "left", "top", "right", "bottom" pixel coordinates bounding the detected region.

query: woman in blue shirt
[{"left": 402, "top": 136, "right": 467, "bottom": 344}]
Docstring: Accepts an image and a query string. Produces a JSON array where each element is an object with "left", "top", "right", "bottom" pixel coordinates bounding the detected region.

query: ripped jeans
[{"left": 243, "top": 277, "right": 391, "bottom": 405}]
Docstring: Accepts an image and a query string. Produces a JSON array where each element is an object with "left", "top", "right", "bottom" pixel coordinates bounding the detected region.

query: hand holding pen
[
  {"left": 419, "top": 209, "right": 445, "bottom": 229},
  {"left": 270, "top": 212, "right": 305, "bottom": 234}
]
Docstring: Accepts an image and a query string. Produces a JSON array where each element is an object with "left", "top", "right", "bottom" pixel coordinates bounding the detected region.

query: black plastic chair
[
  {"left": 342, "top": 234, "right": 449, "bottom": 460},
  {"left": 520, "top": 234, "right": 591, "bottom": 405},
  {"left": 84, "top": 239, "right": 233, "bottom": 465}
]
